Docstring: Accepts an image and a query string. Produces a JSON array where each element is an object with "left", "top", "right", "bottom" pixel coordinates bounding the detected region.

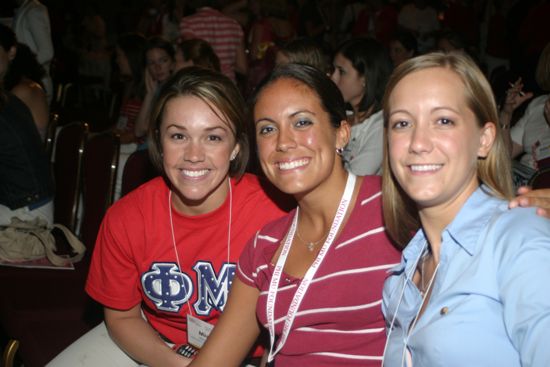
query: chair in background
[
  {"left": 529, "top": 167, "right": 550, "bottom": 189},
  {"left": 44, "top": 113, "right": 58, "bottom": 161},
  {"left": 53, "top": 121, "right": 88, "bottom": 232},
  {"left": 80, "top": 131, "right": 120, "bottom": 249},
  {"left": 120, "top": 149, "right": 158, "bottom": 198},
  {"left": 1, "top": 339, "right": 19, "bottom": 367}
]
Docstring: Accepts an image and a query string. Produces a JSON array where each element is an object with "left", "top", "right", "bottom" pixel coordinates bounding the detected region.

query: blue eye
[
  {"left": 258, "top": 125, "right": 275, "bottom": 135},
  {"left": 437, "top": 118, "right": 454, "bottom": 126},
  {"left": 295, "top": 119, "right": 312, "bottom": 128},
  {"left": 392, "top": 120, "right": 410, "bottom": 129}
]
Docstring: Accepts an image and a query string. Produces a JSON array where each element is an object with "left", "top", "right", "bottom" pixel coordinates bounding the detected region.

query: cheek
[
  {"left": 388, "top": 134, "right": 407, "bottom": 165},
  {"left": 256, "top": 138, "right": 273, "bottom": 162},
  {"left": 160, "top": 142, "right": 179, "bottom": 165}
]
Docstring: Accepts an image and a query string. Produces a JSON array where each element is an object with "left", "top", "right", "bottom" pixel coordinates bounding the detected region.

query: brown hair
[
  {"left": 381, "top": 51, "right": 514, "bottom": 247},
  {"left": 148, "top": 66, "right": 249, "bottom": 179},
  {"left": 535, "top": 42, "right": 550, "bottom": 91},
  {"left": 178, "top": 39, "right": 220, "bottom": 72}
]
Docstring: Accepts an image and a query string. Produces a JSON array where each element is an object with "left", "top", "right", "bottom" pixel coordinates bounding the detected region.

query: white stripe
[
  {"left": 257, "top": 263, "right": 399, "bottom": 294},
  {"left": 252, "top": 264, "right": 269, "bottom": 278},
  {"left": 361, "top": 191, "right": 381, "bottom": 206},
  {"left": 252, "top": 231, "right": 259, "bottom": 249},
  {"left": 311, "top": 263, "right": 399, "bottom": 283},
  {"left": 237, "top": 263, "right": 254, "bottom": 283},
  {"left": 258, "top": 234, "right": 279, "bottom": 243},
  {"left": 260, "top": 282, "right": 296, "bottom": 295},
  {"left": 268, "top": 299, "right": 382, "bottom": 326},
  {"left": 335, "top": 226, "right": 386, "bottom": 249},
  {"left": 296, "top": 326, "right": 385, "bottom": 334},
  {"left": 311, "top": 352, "right": 383, "bottom": 361}
]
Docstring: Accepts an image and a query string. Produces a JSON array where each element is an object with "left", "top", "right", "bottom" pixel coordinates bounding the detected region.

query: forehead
[
  {"left": 391, "top": 67, "right": 466, "bottom": 103},
  {"left": 147, "top": 47, "right": 170, "bottom": 59},
  {"left": 162, "top": 94, "right": 232, "bottom": 128},
  {"left": 255, "top": 78, "right": 323, "bottom": 114}
]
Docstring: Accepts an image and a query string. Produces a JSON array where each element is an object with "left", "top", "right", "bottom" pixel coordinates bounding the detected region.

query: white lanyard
[
  {"left": 168, "top": 178, "right": 233, "bottom": 317},
  {"left": 266, "top": 173, "right": 356, "bottom": 362}
]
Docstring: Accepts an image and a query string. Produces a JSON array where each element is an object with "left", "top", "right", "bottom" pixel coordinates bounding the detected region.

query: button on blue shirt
[{"left": 382, "top": 186, "right": 550, "bottom": 367}]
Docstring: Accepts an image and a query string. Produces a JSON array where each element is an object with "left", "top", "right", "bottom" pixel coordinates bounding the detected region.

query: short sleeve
[
  {"left": 85, "top": 205, "right": 143, "bottom": 310},
  {"left": 236, "top": 232, "right": 260, "bottom": 288}
]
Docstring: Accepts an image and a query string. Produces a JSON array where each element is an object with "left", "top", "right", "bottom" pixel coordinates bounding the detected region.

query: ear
[
  {"left": 230, "top": 143, "right": 241, "bottom": 161},
  {"left": 336, "top": 120, "right": 351, "bottom": 152},
  {"left": 8, "top": 46, "right": 16, "bottom": 62},
  {"left": 477, "top": 122, "right": 496, "bottom": 158}
]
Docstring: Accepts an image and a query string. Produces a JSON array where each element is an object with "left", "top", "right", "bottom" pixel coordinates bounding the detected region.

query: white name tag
[{"left": 187, "top": 314, "right": 214, "bottom": 348}]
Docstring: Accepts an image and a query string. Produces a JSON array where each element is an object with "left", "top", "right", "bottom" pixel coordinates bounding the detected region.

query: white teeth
[
  {"left": 410, "top": 164, "right": 442, "bottom": 172},
  {"left": 182, "top": 169, "right": 209, "bottom": 177},
  {"left": 278, "top": 159, "right": 309, "bottom": 170}
]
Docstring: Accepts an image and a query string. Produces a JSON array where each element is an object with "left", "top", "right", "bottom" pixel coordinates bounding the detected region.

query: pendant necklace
[{"left": 294, "top": 225, "right": 329, "bottom": 252}]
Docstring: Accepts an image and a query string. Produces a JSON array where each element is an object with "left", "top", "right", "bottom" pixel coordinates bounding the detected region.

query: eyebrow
[
  {"left": 165, "top": 124, "right": 229, "bottom": 132},
  {"left": 254, "top": 109, "right": 316, "bottom": 124},
  {"left": 388, "top": 106, "right": 461, "bottom": 116}
]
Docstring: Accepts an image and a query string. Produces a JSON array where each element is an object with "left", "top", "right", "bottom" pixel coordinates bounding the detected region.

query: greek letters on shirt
[{"left": 141, "top": 261, "right": 236, "bottom": 315}]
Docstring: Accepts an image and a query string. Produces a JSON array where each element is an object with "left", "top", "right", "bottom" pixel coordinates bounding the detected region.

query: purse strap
[{"left": 28, "top": 224, "right": 86, "bottom": 266}]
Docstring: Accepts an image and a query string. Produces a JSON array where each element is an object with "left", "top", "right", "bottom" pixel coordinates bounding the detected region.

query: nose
[
  {"left": 330, "top": 70, "right": 338, "bottom": 83},
  {"left": 276, "top": 126, "right": 296, "bottom": 152},
  {"left": 409, "top": 124, "right": 433, "bottom": 154},
  {"left": 184, "top": 140, "right": 205, "bottom": 162}
]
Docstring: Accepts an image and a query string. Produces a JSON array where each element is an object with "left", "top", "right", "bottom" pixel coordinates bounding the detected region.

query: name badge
[{"left": 187, "top": 314, "right": 214, "bottom": 348}]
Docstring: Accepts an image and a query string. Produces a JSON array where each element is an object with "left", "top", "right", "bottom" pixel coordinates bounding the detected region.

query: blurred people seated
[
  {"left": 12, "top": 0, "right": 54, "bottom": 102},
  {"left": 179, "top": 0, "right": 247, "bottom": 82},
  {"left": 331, "top": 37, "right": 393, "bottom": 175},
  {"left": 0, "top": 25, "right": 54, "bottom": 226},
  {"left": 500, "top": 42, "right": 550, "bottom": 187},
  {"left": 388, "top": 29, "right": 418, "bottom": 68},
  {"left": 275, "top": 37, "right": 332, "bottom": 75},
  {"left": 1, "top": 24, "right": 48, "bottom": 140},
  {"left": 174, "top": 38, "right": 220, "bottom": 72}
]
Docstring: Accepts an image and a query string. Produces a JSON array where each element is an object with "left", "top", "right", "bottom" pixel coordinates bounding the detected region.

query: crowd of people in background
[{"left": 2, "top": 0, "right": 550, "bottom": 366}]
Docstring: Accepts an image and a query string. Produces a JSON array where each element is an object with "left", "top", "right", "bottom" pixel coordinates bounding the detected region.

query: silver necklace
[{"left": 294, "top": 225, "right": 328, "bottom": 252}]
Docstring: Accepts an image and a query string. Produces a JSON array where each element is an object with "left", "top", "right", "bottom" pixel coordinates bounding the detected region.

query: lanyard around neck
[
  {"left": 168, "top": 178, "right": 233, "bottom": 317},
  {"left": 266, "top": 173, "right": 356, "bottom": 362}
]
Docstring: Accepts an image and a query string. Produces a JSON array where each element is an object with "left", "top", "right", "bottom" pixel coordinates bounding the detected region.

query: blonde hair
[
  {"left": 381, "top": 51, "right": 514, "bottom": 247},
  {"left": 535, "top": 42, "right": 550, "bottom": 91}
]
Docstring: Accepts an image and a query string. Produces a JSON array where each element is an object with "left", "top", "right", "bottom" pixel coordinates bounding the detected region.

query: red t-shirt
[
  {"left": 238, "top": 176, "right": 401, "bottom": 366},
  {"left": 86, "top": 174, "right": 287, "bottom": 344}
]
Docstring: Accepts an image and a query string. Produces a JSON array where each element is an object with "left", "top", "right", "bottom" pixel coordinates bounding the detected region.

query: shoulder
[
  {"left": 352, "top": 112, "right": 384, "bottom": 139},
  {"left": 486, "top": 205, "right": 550, "bottom": 257},
  {"left": 238, "top": 211, "right": 294, "bottom": 270},
  {"left": 12, "top": 80, "right": 45, "bottom": 102},
  {"left": 492, "top": 205, "right": 550, "bottom": 239},
  {"left": 233, "top": 173, "right": 293, "bottom": 214},
  {"left": 525, "top": 94, "right": 549, "bottom": 114},
  {"left": 358, "top": 175, "right": 382, "bottom": 199},
  {"left": 104, "top": 177, "right": 167, "bottom": 223}
]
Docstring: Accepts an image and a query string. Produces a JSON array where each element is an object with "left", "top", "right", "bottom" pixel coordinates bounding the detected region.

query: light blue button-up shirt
[{"left": 382, "top": 186, "right": 550, "bottom": 367}]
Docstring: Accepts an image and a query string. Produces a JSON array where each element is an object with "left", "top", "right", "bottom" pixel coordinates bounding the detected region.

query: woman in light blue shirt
[{"left": 381, "top": 51, "right": 550, "bottom": 367}]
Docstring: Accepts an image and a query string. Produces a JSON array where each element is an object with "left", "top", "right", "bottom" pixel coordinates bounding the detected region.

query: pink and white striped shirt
[
  {"left": 238, "top": 176, "right": 401, "bottom": 366},
  {"left": 179, "top": 7, "right": 244, "bottom": 82}
]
